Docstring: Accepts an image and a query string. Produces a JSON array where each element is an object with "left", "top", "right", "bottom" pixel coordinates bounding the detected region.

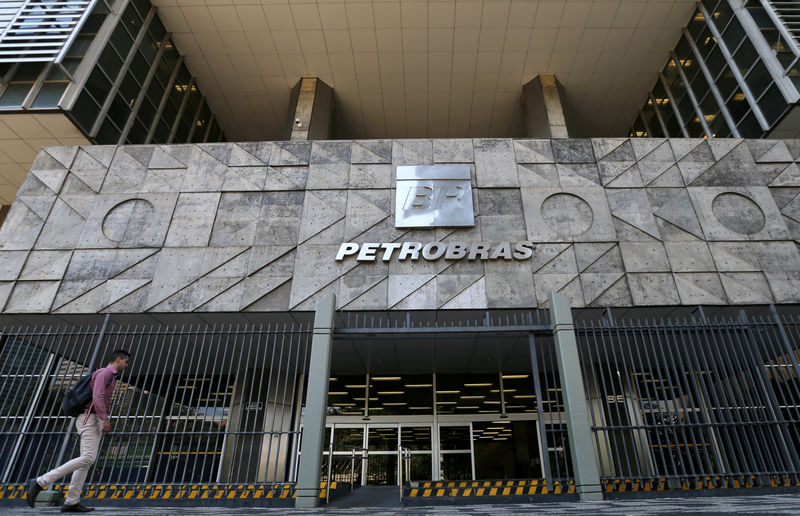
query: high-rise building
[
  {"left": 631, "top": 0, "right": 800, "bottom": 139},
  {"left": 2, "top": 0, "right": 800, "bottom": 509}
]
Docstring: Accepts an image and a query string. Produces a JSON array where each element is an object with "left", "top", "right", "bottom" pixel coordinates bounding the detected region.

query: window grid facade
[
  {"left": 0, "top": 0, "right": 223, "bottom": 145},
  {"left": 632, "top": 0, "right": 797, "bottom": 139}
]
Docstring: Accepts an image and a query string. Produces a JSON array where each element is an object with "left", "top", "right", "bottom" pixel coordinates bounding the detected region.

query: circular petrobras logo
[{"left": 394, "top": 165, "right": 474, "bottom": 228}]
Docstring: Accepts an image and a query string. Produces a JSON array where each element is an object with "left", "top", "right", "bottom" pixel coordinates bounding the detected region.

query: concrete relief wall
[{"left": 1, "top": 138, "right": 800, "bottom": 313}]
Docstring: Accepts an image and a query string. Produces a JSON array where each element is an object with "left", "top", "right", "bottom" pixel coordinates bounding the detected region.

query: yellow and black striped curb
[
  {"left": 0, "top": 482, "right": 337, "bottom": 500},
  {"left": 409, "top": 479, "right": 575, "bottom": 497},
  {"left": 604, "top": 475, "right": 800, "bottom": 492}
]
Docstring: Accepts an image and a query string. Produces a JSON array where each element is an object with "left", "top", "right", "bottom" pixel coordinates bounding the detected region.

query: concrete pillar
[
  {"left": 548, "top": 291, "right": 603, "bottom": 501},
  {"left": 295, "top": 294, "right": 336, "bottom": 508},
  {"left": 285, "top": 77, "right": 334, "bottom": 140},
  {"left": 522, "top": 75, "right": 571, "bottom": 138},
  {"left": 218, "top": 361, "right": 295, "bottom": 483}
]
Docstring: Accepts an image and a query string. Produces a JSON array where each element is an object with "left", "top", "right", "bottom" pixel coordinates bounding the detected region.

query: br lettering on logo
[{"left": 395, "top": 165, "right": 474, "bottom": 228}]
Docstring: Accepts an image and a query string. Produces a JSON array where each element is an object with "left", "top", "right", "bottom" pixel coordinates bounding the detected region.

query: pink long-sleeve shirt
[{"left": 88, "top": 366, "right": 118, "bottom": 421}]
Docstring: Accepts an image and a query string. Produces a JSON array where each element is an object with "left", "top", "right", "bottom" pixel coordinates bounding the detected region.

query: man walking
[{"left": 26, "top": 349, "right": 131, "bottom": 512}]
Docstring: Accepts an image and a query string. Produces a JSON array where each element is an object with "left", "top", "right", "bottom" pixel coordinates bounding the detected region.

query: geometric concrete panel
[
  {"left": 34, "top": 197, "right": 86, "bottom": 250},
  {"left": 146, "top": 247, "right": 248, "bottom": 309},
  {"left": 673, "top": 272, "right": 727, "bottom": 305},
  {"left": 165, "top": 193, "right": 220, "bottom": 247},
  {"left": 688, "top": 187, "right": 789, "bottom": 242},
  {"left": 485, "top": 260, "right": 535, "bottom": 308},
  {"left": 307, "top": 163, "right": 349, "bottom": 189},
  {"left": 19, "top": 250, "right": 72, "bottom": 280},
  {"left": 664, "top": 242, "right": 715, "bottom": 272},
  {"left": 5, "top": 281, "right": 60, "bottom": 312},
  {"left": 7, "top": 138, "right": 800, "bottom": 313},
  {"left": 605, "top": 189, "right": 660, "bottom": 240},
  {"left": 474, "top": 139, "right": 518, "bottom": 187},
  {"left": 765, "top": 271, "right": 800, "bottom": 303},
  {"left": 0, "top": 200, "right": 47, "bottom": 250},
  {"left": 719, "top": 272, "right": 774, "bottom": 304},
  {"left": 209, "top": 193, "right": 262, "bottom": 247},
  {"left": 708, "top": 242, "right": 761, "bottom": 272},
  {"left": 620, "top": 242, "right": 670, "bottom": 273},
  {"left": 627, "top": 272, "right": 680, "bottom": 305},
  {"left": 521, "top": 187, "right": 615, "bottom": 242},
  {"left": 433, "top": 139, "right": 474, "bottom": 163},
  {"left": 0, "top": 251, "right": 28, "bottom": 281},
  {"left": 514, "top": 139, "right": 555, "bottom": 164},
  {"left": 351, "top": 140, "right": 392, "bottom": 164},
  {"left": 78, "top": 193, "right": 178, "bottom": 249}
]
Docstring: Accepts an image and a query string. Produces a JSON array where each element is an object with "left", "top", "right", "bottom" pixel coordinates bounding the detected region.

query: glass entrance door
[
  {"left": 319, "top": 422, "right": 434, "bottom": 486},
  {"left": 438, "top": 424, "right": 474, "bottom": 480},
  {"left": 366, "top": 426, "right": 397, "bottom": 485}
]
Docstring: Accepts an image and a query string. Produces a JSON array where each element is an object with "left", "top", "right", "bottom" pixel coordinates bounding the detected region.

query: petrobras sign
[
  {"left": 335, "top": 241, "right": 535, "bottom": 262},
  {"left": 395, "top": 165, "right": 474, "bottom": 228},
  {"left": 336, "top": 165, "right": 535, "bottom": 262}
]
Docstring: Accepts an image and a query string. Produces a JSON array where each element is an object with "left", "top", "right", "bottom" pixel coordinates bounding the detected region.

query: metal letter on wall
[{"left": 395, "top": 165, "right": 474, "bottom": 228}]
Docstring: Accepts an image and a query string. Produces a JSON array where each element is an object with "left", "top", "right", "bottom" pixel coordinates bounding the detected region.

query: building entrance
[{"left": 315, "top": 415, "right": 544, "bottom": 485}]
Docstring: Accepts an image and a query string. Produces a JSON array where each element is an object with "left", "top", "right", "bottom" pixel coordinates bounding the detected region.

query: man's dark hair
[{"left": 108, "top": 349, "right": 130, "bottom": 363}]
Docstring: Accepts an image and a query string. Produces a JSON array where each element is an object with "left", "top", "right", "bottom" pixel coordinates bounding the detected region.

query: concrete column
[
  {"left": 285, "top": 77, "right": 334, "bottom": 140},
  {"left": 295, "top": 294, "right": 336, "bottom": 508},
  {"left": 548, "top": 291, "right": 603, "bottom": 501},
  {"left": 522, "top": 75, "right": 571, "bottom": 138}
]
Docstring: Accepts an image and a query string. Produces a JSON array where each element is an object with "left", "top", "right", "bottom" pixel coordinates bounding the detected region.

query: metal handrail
[
  {"left": 398, "top": 445, "right": 410, "bottom": 502},
  {"left": 758, "top": 0, "right": 800, "bottom": 73},
  {"left": 324, "top": 443, "right": 367, "bottom": 504}
]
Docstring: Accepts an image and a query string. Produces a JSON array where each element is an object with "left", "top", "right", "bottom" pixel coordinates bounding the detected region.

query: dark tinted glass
[
  {"left": 153, "top": 120, "right": 171, "bottom": 142},
  {"left": 110, "top": 24, "right": 133, "bottom": 55},
  {"left": 118, "top": 72, "right": 140, "bottom": 106},
  {"left": 717, "top": 66, "right": 738, "bottom": 101},
  {"left": 98, "top": 46, "right": 123, "bottom": 77},
  {"left": 733, "top": 39, "right": 758, "bottom": 76},
  {"left": 721, "top": 17, "right": 746, "bottom": 52},
  {"left": 16, "top": 62, "right": 45, "bottom": 81},
  {"left": 678, "top": 96, "right": 696, "bottom": 123},
  {"left": 139, "top": 34, "right": 159, "bottom": 63},
  {"left": 85, "top": 68, "right": 112, "bottom": 103},
  {"left": 737, "top": 111, "right": 763, "bottom": 138},
  {"left": 758, "top": 84, "right": 789, "bottom": 125},
  {"left": 746, "top": 60, "right": 772, "bottom": 99},
  {"left": 675, "top": 35, "right": 692, "bottom": 62},
  {"left": 127, "top": 119, "right": 149, "bottom": 143},
  {"left": 121, "top": 4, "right": 142, "bottom": 37},
  {"left": 709, "top": 114, "right": 730, "bottom": 138},
  {"left": 726, "top": 90, "right": 749, "bottom": 121},
  {"left": 712, "top": 0, "right": 733, "bottom": 31},
  {"left": 705, "top": 45, "right": 725, "bottom": 79},
  {"left": 149, "top": 17, "right": 166, "bottom": 43},
  {"left": 71, "top": 91, "right": 101, "bottom": 131},
  {"left": 96, "top": 118, "right": 121, "bottom": 144},
  {"left": 688, "top": 10, "right": 706, "bottom": 42},
  {"left": 686, "top": 116, "right": 705, "bottom": 137},
  {"left": 107, "top": 93, "right": 132, "bottom": 128}
]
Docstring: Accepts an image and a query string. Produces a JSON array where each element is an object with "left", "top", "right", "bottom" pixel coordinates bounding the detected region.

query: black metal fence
[
  {"left": 576, "top": 308, "right": 800, "bottom": 484},
  {"left": 0, "top": 319, "right": 311, "bottom": 485}
]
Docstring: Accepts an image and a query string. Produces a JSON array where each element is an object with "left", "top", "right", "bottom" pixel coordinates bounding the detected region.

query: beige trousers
[{"left": 38, "top": 413, "right": 102, "bottom": 505}]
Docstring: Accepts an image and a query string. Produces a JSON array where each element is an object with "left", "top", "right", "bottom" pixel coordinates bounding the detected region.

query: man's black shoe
[
  {"left": 61, "top": 503, "right": 95, "bottom": 513},
  {"left": 25, "top": 478, "right": 42, "bottom": 508}
]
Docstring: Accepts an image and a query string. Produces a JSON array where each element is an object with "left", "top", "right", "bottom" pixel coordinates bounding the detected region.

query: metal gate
[
  {"left": 0, "top": 317, "right": 311, "bottom": 487},
  {"left": 576, "top": 308, "right": 800, "bottom": 487}
]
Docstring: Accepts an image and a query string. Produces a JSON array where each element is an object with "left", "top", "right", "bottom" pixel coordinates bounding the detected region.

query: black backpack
[{"left": 60, "top": 373, "right": 94, "bottom": 417}]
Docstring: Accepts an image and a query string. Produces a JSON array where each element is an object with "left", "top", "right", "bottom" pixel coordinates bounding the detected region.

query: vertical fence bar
[{"left": 528, "top": 333, "right": 552, "bottom": 484}]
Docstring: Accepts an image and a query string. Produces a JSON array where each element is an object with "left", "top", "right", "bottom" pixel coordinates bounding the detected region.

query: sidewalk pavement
[{"left": 3, "top": 493, "right": 800, "bottom": 515}]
